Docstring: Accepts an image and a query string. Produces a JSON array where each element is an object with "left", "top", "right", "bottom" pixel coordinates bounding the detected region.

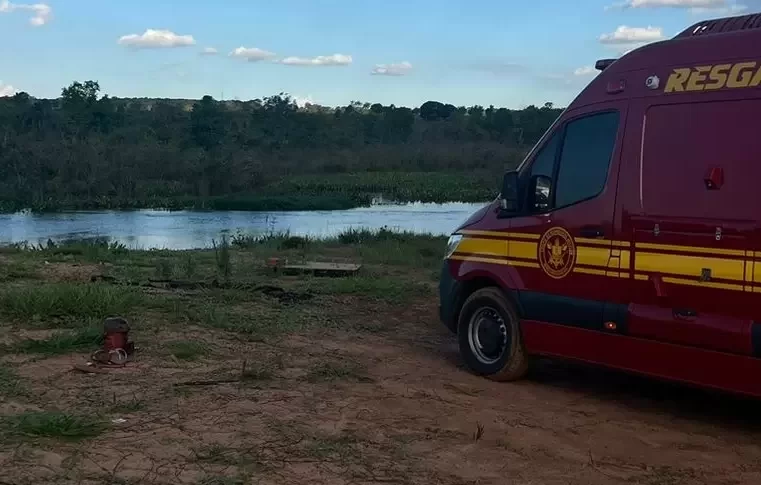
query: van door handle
[
  {"left": 674, "top": 308, "right": 697, "bottom": 320},
  {"left": 580, "top": 226, "right": 605, "bottom": 238}
]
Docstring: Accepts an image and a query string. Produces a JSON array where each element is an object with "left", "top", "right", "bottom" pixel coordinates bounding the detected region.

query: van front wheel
[{"left": 457, "top": 287, "right": 528, "bottom": 382}]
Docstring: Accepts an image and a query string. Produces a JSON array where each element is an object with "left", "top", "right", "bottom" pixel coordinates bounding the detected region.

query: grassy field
[
  {"left": 1, "top": 233, "right": 760, "bottom": 485},
  {"left": 1, "top": 171, "right": 499, "bottom": 213}
]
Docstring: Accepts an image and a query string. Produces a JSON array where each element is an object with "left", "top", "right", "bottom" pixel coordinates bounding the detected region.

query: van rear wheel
[{"left": 457, "top": 287, "right": 528, "bottom": 382}]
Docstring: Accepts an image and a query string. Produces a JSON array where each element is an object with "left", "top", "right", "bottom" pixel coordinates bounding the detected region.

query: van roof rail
[{"left": 675, "top": 13, "right": 761, "bottom": 39}]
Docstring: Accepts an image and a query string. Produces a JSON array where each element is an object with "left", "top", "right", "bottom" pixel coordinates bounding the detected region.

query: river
[{"left": 0, "top": 202, "right": 489, "bottom": 250}]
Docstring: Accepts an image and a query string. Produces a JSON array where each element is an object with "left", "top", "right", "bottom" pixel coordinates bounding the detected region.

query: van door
[
  {"left": 508, "top": 101, "right": 628, "bottom": 334},
  {"left": 623, "top": 98, "right": 761, "bottom": 356}
]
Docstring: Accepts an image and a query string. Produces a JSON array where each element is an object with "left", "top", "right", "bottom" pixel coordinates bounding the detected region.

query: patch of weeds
[
  {"left": 241, "top": 362, "right": 275, "bottom": 382},
  {"left": 3, "top": 411, "right": 106, "bottom": 441},
  {"left": 309, "top": 275, "right": 430, "bottom": 303},
  {"left": 280, "top": 235, "right": 310, "bottom": 250},
  {"left": 155, "top": 259, "right": 173, "bottom": 279},
  {"left": 169, "top": 341, "right": 210, "bottom": 361},
  {"left": 13, "top": 325, "right": 103, "bottom": 355},
  {"left": 0, "top": 283, "right": 142, "bottom": 322},
  {"left": 306, "top": 434, "right": 361, "bottom": 460},
  {"left": 0, "top": 261, "right": 39, "bottom": 282},
  {"left": 173, "top": 386, "right": 192, "bottom": 398},
  {"left": 110, "top": 398, "right": 145, "bottom": 414},
  {"left": 180, "top": 252, "right": 198, "bottom": 279},
  {"left": 0, "top": 365, "right": 24, "bottom": 397},
  {"left": 189, "top": 302, "right": 332, "bottom": 340},
  {"left": 306, "top": 360, "right": 371, "bottom": 383},
  {"left": 16, "top": 237, "right": 129, "bottom": 262},
  {"left": 212, "top": 235, "right": 232, "bottom": 282}
]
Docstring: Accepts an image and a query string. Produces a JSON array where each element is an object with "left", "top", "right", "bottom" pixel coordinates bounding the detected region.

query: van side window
[
  {"left": 529, "top": 133, "right": 559, "bottom": 181},
  {"left": 554, "top": 111, "right": 620, "bottom": 209}
]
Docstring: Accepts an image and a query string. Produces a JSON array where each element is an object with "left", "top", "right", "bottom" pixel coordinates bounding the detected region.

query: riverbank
[
  {"left": 1, "top": 233, "right": 759, "bottom": 485},
  {"left": 0, "top": 171, "right": 499, "bottom": 214}
]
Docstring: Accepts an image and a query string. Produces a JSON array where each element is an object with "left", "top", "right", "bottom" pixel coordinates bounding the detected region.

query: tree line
[{"left": 0, "top": 81, "right": 563, "bottom": 211}]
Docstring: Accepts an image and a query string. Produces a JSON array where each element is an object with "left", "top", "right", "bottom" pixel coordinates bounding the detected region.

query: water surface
[{"left": 0, "top": 202, "right": 489, "bottom": 250}]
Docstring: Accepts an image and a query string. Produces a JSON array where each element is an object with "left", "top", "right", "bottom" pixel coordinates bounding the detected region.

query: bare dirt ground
[{"left": 3, "top": 296, "right": 761, "bottom": 485}]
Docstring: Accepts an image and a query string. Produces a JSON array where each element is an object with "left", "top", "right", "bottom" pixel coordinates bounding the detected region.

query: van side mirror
[
  {"left": 529, "top": 175, "right": 552, "bottom": 213},
  {"left": 500, "top": 171, "right": 520, "bottom": 212}
]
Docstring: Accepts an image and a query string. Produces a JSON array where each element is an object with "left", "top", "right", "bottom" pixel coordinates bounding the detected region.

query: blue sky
[{"left": 0, "top": 0, "right": 758, "bottom": 107}]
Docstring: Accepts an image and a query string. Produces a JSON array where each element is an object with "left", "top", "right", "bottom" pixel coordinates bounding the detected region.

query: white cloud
[
  {"left": 118, "top": 29, "right": 196, "bottom": 49},
  {"left": 200, "top": 47, "right": 218, "bottom": 56},
  {"left": 0, "top": 81, "right": 17, "bottom": 97},
  {"left": 574, "top": 66, "right": 597, "bottom": 76},
  {"left": 278, "top": 54, "right": 352, "bottom": 66},
  {"left": 229, "top": 46, "right": 276, "bottom": 62},
  {"left": 600, "top": 25, "right": 666, "bottom": 44},
  {"left": 606, "top": 0, "right": 747, "bottom": 11},
  {"left": 0, "top": 0, "right": 52, "bottom": 26},
  {"left": 293, "top": 95, "right": 316, "bottom": 108},
  {"left": 371, "top": 61, "right": 413, "bottom": 76},
  {"left": 690, "top": 3, "right": 748, "bottom": 14},
  {"left": 599, "top": 25, "right": 666, "bottom": 53}
]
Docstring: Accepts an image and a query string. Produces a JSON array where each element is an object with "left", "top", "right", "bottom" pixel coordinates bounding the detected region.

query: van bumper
[{"left": 438, "top": 262, "right": 461, "bottom": 334}]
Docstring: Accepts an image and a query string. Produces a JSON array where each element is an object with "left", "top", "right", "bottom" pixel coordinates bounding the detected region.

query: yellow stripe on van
[
  {"left": 662, "top": 276, "right": 745, "bottom": 292},
  {"left": 506, "top": 232, "right": 541, "bottom": 240},
  {"left": 458, "top": 230, "right": 540, "bottom": 240},
  {"left": 449, "top": 255, "right": 540, "bottom": 269},
  {"left": 614, "top": 250, "right": 631, "bottom": 270},
  {"left": 576, "top": 246, "right": 611, "bottom": 269},
  {"left": 574, "top": 267, "right": 607, "bottom": 276},
  {"left": 509, "top": 241, "right": 538, "bottom": 261},
  {"left": 458, "top": 230, "right": 511, "bottom": 238},
  {"left": 635, "top": 252, "right": 745, "bottom": 282},
  {"left": 457, "top": 237, "right": 507, "bottom": 257},
  {"left": 635, "top": 242, "right": 745, "bottom": 257},
  {"left": 574, "top": 237, "right": 610, "bottom": 246}
]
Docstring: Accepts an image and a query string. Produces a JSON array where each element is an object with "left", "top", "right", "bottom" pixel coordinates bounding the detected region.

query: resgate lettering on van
[
  {"left": 664, "top": 62, "right": 761, "bottom": 92},
  {"left": 438, "top": 12, "right": 761, "bottom": 398}
]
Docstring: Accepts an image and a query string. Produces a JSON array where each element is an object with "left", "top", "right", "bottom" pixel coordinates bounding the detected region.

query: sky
[{"left": 0, "top": 0, "right": 759, "bottom": 108}]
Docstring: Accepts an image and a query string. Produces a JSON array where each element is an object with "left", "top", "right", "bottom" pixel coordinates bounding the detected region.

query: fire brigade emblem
[{"left": 538, "top": 227, "right": 576, "bottom": 279}]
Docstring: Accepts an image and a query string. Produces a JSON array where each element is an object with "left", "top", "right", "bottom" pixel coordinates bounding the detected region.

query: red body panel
[
  {"left": 521, "top": 321, "right": 761, "bottom": 398},
  {"left": 447, "top": 16, "right": 761, "bottom": 398}
]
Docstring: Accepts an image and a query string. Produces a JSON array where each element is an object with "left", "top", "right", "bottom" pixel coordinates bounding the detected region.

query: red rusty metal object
[{"left": 91, "top": 317, "right": 134, "bottom": 366}]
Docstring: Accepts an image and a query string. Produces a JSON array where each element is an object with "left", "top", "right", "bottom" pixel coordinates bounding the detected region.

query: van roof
[{"left": 571, "top": 13, "right": 761, "bottom": 108}]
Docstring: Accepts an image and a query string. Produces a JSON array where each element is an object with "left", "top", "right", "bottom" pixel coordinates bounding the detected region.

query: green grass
[
  {"left": 16, "top": 237, "right": 129, "bottom": 257},
  {"left": 169, "top": 341, "right": 210, "bottom": 361},
  {"left": 0, "top": 283, "right": 141, "bottom": 323},
  {"left": 306, "top": 361, "right": 370, "bottom": 383},
  {"left": 12, "top": 325, "right": 103, "bottom": 355},
  {"left": 3, "top": 411, "right": 106, "bottom": 441},
  {"left": 0, "top": 365, "right": 24, "bottom": 397}
]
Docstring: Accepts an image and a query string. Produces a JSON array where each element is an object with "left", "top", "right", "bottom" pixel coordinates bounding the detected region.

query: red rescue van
[{"left": 439, "top": 13, "right": 761, "bottom": 397}]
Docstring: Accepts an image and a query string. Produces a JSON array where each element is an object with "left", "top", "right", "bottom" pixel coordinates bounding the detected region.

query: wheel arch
[{"left": 454, "top": 275, "right": 523, "bottom": 333}]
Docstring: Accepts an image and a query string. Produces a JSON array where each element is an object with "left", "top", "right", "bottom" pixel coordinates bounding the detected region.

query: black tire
[{"left": 457, "top": 287, "right": 528, "bottom": 382}]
